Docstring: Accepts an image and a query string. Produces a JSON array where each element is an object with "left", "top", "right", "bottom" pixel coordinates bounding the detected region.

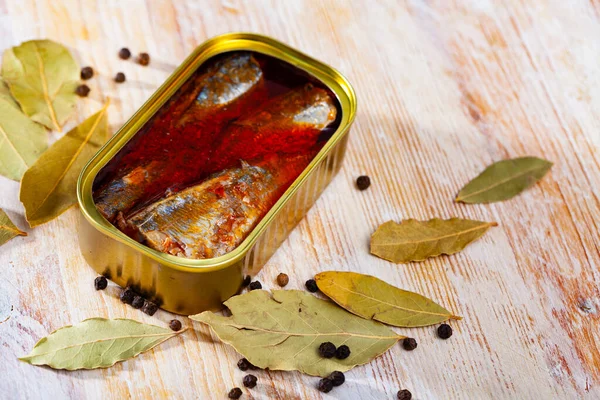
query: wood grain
[{"left": 1, "top": 0, "right": 599, "bottom": 398}]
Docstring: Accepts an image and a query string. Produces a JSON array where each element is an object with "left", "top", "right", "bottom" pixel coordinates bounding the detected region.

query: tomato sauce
[{"left": 93, "top": 52, "right": 342, "bottom": 225}]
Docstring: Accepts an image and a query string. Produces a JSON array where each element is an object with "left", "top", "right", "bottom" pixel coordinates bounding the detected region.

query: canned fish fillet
[{"left": 77, "top": 33, "right": 356, "bottom": 314}]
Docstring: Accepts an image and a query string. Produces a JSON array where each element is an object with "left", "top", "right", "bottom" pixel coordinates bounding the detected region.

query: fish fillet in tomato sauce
[
  {"left": 126, "top": 155, "right": 314, "bottom": 259},
  {"left": 94, "top": 52, "right": 267, "bottom": 222},
  {"left": 93, "top": 51, "right": 341, "bottom": 259},
  {"left": 126, "top": 85, "right": 337, "bottom": 259}
]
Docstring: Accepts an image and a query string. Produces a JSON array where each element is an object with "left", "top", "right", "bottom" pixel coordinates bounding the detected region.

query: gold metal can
[{"left": 77, "top": 33, "right": 357, "bottom": 315}]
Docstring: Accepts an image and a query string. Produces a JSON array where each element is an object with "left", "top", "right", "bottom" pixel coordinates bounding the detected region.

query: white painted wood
[{"left": 0, "top": 0, "right": 598, "bottom": 398}]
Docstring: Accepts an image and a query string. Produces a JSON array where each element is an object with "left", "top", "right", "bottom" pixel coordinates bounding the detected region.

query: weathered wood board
[{"left": 1, "top": 0, "right": 599, "bottom": 398}]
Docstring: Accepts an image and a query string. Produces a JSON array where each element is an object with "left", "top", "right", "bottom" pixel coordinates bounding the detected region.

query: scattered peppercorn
[
  {"left": 114, "top": 72, "right": 126, "bottom": 83},
  {"left": 305, "top": 279, "right": 318, "bottom": 293},
  {"left": 397, "top": 389, "right": 412, "bottom": 400},
  {"left": 119, "top": 287, "right": 135, "bottom": 304},
  {"left": 402, "top": 337, "right": 418, "bottom": 351},
  {"left": 169, "top": 319, "right": 182, "bottom": 331},
  {"left": 356, "top": 175, "right": 371, "bottom": 190},
  {"left": 75, "top": 84, "right": 90, "bottom": 97},
  {"left": 437, "top": 323, "right": 453, "bottom": 339},
  {"left": 131, "top": 295, "right": 144, "bottom": 309},
  {"left": 242, "top": 275, "right": 251, "bottom": 287},
  {"left": 228, "top": 387, "right": 242, "bottom": 399},
  {"left": 142, "top": 300, "right": 158, "bottom": 316},
  {"left": 335, "top": 344, "right": 351, "bottom": 359},
  {"left": 237, "top": 358, "right": 253, "bottom": 371},
  {"left": 80, "top": 66, "right": 94, "bottom": 80},
  {"left": 137, "top": 52, "right": 150, "bottom": 66},
  {"left": 317, "top": 378, "right": 334, "bottom": 393},
  {"left": 118, "top": 47, "right": 131, "bottom": 60},
  {"left": 242, "top": 374, "right": 257, "bottom": 388},
  {"left": 329, "top": 371, "right": 345, "bottom": 387},
  {"left": 276, "top": 273, "right": 289, "bottom": 287},
  {"left": 94, "top": 276, "right": 107, "bottom": 290},
  {"left": 249, "top": 281, "right": 262, "bottom": 291},
  {"left": 318, "top": 342, "right": 336, "bottom": 358}
]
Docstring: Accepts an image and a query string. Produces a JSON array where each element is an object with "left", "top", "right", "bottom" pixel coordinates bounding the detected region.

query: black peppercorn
[
  {"left": 317, "top": 378, "right": 334, "bottom": 393},
  {"left": 137, "top": 52, "right": 150, "bottom": 66},
  {"left": 318, "top": 342, "right": 336, "bottom": 358},
  {"left": 142, "top": 300, "right": 158, "bottom": 316},
  {"left": 169, "top": 319, "right": 182, "bottom": 331},
  {"left": 356, "top": 175, "right": 371, "bottom": 190},
  {"left": 75, "top": 84, "right": 90, "bottom": 97},
  {"left": 118, "top": 47, "right": 131, "bottom": 60},
  {"left": 94, "top": 276, "right": 107, "bottom": 290},
  {"left": 335, "top": 344, "right": 351, "bottom": 359},
  {"left": 242, "top": 374, "right": 257, "bottom": 388},
  {"left": 241, "top": 275, "right": 251, "bottom": 287},
  {"left": 249, "top": 281, "right": 262, "bottom": 291},
  {"left": 397, "top": 389, "right": 412, "bottom": 400},
  {"left": 237, "top": 358, "right": 253, "bottom": 371},
  {"left": 329, "top": 371, "right": 345, "bottom": 387},
  {"left": 131, "top": 295, "right": 144, "bottom": 309},
  {"left": 119, "top": 287, "right": 135, "bottom": 304},
  {"left": 305, "top": 279, "right": 318, "bottom": 293},
  {"left": 402, "top": 337, "right": 418, "bottom": 351},
  {"left": 80, "top": 66, "right": 94, "bottom": 80},
  {"left": 437, "top": 323, "right": 453, "bottom": 339},
  {"left": 114, "top": 72, "right": 126, "bottom": 83},
  {"left": 228, "top": 387, "right": 242, "bottom": 399},
  {"left": 276, "top": 273, "right": 289, "bottom": 287}
]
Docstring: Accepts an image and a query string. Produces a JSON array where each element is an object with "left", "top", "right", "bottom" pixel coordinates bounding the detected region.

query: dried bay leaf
[
  {"left": 2, "top": 39, "right": 79, "bottom": 131},
  {"left": 0, "top": 78, "right": 18, "bottom": 107},
  {"left": 456, "top": 157, "right": 553, "bottom": 204},
  {"left": 315, "top": 271, "right": 461, "bottom": 327},
  {"left": 0, "top": 209, "right": 27, "bottom": 246},
  {"left": 191, "top": 290, "right": 403, "bottom": 377},
  {"left": 20, "top": 100, "right": 110, "bottom": 227},
  {"left": 370, "top": 218, "right": 496, "bottom": 263},
  {"left": 0, "top": 79, "right": 48, "bottom": 180},
  {"left": 20, "top": 318, "right": 184, "bottom": 370}
]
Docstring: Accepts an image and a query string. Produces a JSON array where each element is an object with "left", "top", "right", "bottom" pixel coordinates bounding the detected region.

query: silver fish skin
[{"left": 127, "top": 162, "right": 280, "bottom": 259}]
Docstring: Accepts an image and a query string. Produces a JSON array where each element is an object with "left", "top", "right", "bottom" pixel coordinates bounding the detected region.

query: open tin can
[{"left": 77, "top": 33, "right": 356, "bottom": 315}]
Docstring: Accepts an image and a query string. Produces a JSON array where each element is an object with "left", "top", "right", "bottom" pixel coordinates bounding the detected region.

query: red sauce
[{"left": 93, "top": 52, "right": 341, "bottom": 222}]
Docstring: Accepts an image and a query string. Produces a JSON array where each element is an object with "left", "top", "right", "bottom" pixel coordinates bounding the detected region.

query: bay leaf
[
  {"left": 315, "top": 271, "right": 461, "bottom": 327},
  {"left": 190, "top": 290, "right": 403, "bottom": 377},
  {"left": 2, "top": 39, "right": 79, "bottom": 131},
  {"left": 0, "top": 79, "right": 48, "bottom": 180},
  {"left": 20, "top": 318, "right": 184, "bottom": 370},
  {"left": 370, "top": 218, "right": 496, "bottom": 263},
  {"left": 456, "top": 157, "right": 553, "bottom": 203},
  {"left": 0, "top": 77, "right": 19, "bottom": 107},
  {"left": 20, "top": 100, "right": 110, "bottom": 227},
  {"left": 0, "top": 208, "right": 27, "bottom": 246}
]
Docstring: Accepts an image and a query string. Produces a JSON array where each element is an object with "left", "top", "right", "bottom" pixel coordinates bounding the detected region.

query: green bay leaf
[
  {"left": 190, "top": 290, "right": 403, "bottom": 377},
  {"left": 0, "top": 79, "right": 48, "bottom": 180},
  {"left": 20, "top": 318, "right": 184, "bottom": 370},
  {"left": 456, "top": 157, "right": 553, "bottom": 203},
  {"left": 20, "top": 100, "right": 110, "bottom": 227},
  {"left": 2, "top": 39, "right": 79, "bottom": 131},
  {"left": 315, "top": 271, "right": 461, "bottom": 327},
  {"left": 0, "top": 208, "right": 27, "bottom": 246},
  {"left": 370, "top": 218, "right": 497, "bottom": 263}
]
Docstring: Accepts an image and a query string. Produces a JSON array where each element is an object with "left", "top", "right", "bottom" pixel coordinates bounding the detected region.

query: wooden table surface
[{"left": 1, "top": 0, "right": 599, "bottom": 399}]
